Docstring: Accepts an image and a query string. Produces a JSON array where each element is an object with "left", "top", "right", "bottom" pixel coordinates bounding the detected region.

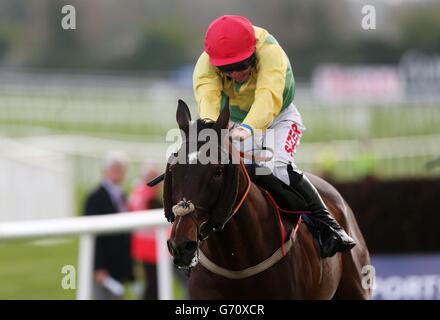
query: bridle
[
  {"left": 171, "top": 154, "right": 251, "bottom": 242},
  {"left": 170, "top": 134, "right": 257, "bottom": 241}
]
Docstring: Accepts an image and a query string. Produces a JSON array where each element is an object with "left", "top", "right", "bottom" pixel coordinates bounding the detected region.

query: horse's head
[{"left": 164, "top": 99, "right": 241, "bottom": 269}]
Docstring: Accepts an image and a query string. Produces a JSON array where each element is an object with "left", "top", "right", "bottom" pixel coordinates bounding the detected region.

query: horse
[{"left": 163, "top": 99, "right": 371, "bottom": 299}]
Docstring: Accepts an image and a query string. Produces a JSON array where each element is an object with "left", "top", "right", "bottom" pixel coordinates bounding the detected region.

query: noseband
[
  {"left": 172, "top": 197, "right": 211, "bottom": 241},
  {"left": 172, "top": 198, "right": 196, "bottom": 217}
]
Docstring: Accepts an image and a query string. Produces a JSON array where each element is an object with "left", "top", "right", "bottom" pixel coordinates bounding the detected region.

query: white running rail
[{"left": 0, "top": 210, "right": 173, "bottom": 300}]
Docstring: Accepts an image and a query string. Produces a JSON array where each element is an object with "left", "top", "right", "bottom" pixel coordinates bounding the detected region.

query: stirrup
[
  {"left": 304, "top": 217, "right": 355, "bottom": 258},
  {"left": 320, "top": 227, "right": 356, "bottom": 258}
]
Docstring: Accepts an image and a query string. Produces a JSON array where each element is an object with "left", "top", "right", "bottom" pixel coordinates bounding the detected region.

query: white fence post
[
  {"left": 77, "top": 233, "right": 95, "bottom": 300},
  {"left": 156, "top": 227, "right": 173, "bottom": 300}
]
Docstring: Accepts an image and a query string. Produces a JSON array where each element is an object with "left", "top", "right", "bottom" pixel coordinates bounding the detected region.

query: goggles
[{"left": 217, "top": 53, "right": 256, "bottom": 73}]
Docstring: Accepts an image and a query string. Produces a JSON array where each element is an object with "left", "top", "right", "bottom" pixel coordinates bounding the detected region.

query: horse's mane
[{"left": 183, "top": 118, "right": 220, "bottom": 147}]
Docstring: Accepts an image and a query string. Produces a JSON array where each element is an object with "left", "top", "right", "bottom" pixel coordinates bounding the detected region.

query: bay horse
[{"left": 164, "top": 99, "right": 371, "bottom": 299}]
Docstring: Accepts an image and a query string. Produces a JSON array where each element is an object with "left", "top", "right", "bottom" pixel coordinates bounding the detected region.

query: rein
[
  {"left": 198, "top": 184, "right": 309, "bottom": 279},
  {"left": 216, "top": 157, "right": 251, "bottom": 228},
  {"left": 196, "top": 141, "right": 310, "bottom": 279}
]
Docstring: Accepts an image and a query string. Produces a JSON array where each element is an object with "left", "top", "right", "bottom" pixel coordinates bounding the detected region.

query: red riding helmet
[{"left": 204, "top": 15, "right": 256, "bottom": 67}]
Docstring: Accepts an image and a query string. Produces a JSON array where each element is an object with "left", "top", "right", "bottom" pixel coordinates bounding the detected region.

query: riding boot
[
  {"left": 245, "top": 164, "right": 308, "bottom": 211},
  {"left": 290, "top": 170, "right": 356, "bottom": 258}
]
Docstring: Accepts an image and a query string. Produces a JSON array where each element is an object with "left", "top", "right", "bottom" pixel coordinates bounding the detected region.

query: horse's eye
[{"left": 214, "top": 168, "right": 223, "bottom": 177}]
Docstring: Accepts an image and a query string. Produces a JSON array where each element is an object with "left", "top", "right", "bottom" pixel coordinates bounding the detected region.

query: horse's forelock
[
  {"left": 178, "top": 118, "right": 229, "bottom": 163},
  {"left": 197, "top": 118, "right": 216, "bottom": 130}
]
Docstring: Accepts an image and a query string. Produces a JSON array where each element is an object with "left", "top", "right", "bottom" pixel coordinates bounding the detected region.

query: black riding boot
[
  {"left": 290, "top": 170, "right": 356, "bottom": 258},
  {"left": 245, "top": 164, "right": 308, "bottom": 212}
]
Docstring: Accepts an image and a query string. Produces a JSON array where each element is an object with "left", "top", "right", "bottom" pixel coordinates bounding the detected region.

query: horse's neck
[{"left": 203, "top": 170, "right": 281, "bottom": 269}]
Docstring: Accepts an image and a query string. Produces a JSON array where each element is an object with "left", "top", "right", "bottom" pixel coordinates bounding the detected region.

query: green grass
[
  {"left": 0, "top": 238, "right": 79, "bottom": 299},
  {"left": 0, "top": 237, "right": 187, "bottom": 300}
]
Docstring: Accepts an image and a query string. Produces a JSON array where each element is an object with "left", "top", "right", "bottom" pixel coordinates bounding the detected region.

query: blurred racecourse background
[{"left": 0, "top": 0, "right": 439, "bottom": 300}]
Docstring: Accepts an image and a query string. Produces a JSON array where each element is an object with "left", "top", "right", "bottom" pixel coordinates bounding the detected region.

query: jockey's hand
[{"left": 230, "top": 126, "right": 252, "bottom": 141}]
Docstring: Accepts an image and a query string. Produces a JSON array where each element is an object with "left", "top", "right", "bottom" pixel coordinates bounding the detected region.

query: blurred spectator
[
  {"left": 128, "top": 167, "right": 188, "bottom": 300},
  {"left": 84, "top": 151, "right": 134, "bottom": 300},
  {"left": 128, "top": 168, "right": 162, "bottom": 300}
]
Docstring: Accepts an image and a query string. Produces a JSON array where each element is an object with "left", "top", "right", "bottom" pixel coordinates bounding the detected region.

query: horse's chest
[{"left": 188, "top": 263, "right": 307, "bottom": 299}]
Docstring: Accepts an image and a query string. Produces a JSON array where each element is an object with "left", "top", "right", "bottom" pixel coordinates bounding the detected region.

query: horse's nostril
[
  {"left": 167, "top": 239, "right": 178, "bottom": 256},
  {"left": 183, "top": 241, "right": 198, "bottom": 254}
]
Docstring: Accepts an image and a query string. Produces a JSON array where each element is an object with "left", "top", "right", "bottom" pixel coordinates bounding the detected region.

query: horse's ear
[
  {"left": 176, "top": 99, "right": 191, "bottom": 132},
  {"left": 214, "top": 97, "right": 230, "bottom": 131}
]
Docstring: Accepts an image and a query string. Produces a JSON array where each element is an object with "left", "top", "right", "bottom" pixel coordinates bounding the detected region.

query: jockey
[{"left": 193, "top": 15, "right": 356, "bottom": 258}]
